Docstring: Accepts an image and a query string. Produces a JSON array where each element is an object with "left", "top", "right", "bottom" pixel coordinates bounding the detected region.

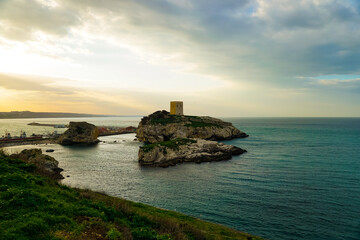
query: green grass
[
  {"left": 0, "top": 151, "right": 263, "bottom": 240},
  {"left": 140, "top": 138, "right": 197, "bottom": 153},
  {"left": 149, "top": 115, "right": 182, "bottom": 125},
  {"left": 184, "top": 121, "right": 221, "bottom": 128},
  {"left": 149, "top": 115, "right": 222, "bottom": 128},
  {"left": 185, "top": 116, "right": 222, "bottom": 128}
]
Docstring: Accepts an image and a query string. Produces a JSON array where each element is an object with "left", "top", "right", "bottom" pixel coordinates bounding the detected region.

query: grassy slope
[{"left": 0, "top": 154, "right": 263, "bottom": 240}]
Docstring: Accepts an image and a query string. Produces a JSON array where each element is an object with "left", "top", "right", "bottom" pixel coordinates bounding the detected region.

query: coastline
[
  {"left": 0, "top": 151, "right": 263, "bottom": 240},
  {"left": 0, "top": 132, "right": 136, "bottom": 148},
  {"left": 1, "top": 117, "right": 359, "bottom": 239},
  {"left": 0, "top": 138, "right": 56, "bottom": 148}
]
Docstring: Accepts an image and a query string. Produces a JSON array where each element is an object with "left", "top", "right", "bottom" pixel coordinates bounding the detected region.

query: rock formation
[
  {"left": 136, "top": 111, "right": 248, "bottom": 167},
  {"left": 58, "top": 122, "right": 100, "bottom": 145},
  {"left": 136, "top": 110, "right": 248, "bottom": 143},
  {"left": 139, "top": 138, "right": 246, "bottom": 167},
  {"left": 10, "top": 149, "right": 63, "bottom": 179}
]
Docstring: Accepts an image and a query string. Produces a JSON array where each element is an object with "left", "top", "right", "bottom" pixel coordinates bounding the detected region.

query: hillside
[
  {"left": 0, "top": 152, "right": 263, "bottom": 240},
  {"left": 0, "top": 111, "right": 117, "bottom": 119}
]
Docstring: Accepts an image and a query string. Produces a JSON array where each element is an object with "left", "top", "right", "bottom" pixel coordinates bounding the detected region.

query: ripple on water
[{"left": 3, "top": 117, "right": 360, "bottom": 240}]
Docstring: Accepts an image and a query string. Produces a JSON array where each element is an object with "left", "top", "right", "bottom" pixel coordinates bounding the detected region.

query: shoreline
[
  {"left": 0, "top": 132, "right": 137, "bottom": 148},
  {"left": 0, "top": 145, "right": 263, "bottom": 239},
  {"left": 0, "top": 138, "right": 56, "bottom": 148}
]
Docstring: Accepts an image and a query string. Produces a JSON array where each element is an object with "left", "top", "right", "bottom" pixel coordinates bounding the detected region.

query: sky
[{"left": 0, "top": 0, "right": 359, "bottom": 117}]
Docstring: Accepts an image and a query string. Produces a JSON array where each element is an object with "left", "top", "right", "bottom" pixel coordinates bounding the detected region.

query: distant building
[
  {"left": 20, "top": 131, "right": 26, "bottom": 138},
  {"left": 170, "top": 101, "right": 183, "bottom": 115}
]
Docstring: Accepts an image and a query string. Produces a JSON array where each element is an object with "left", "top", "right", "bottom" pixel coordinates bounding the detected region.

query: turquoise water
[{"left": 3, "top": 117, "right": 360, "bottom": 240}]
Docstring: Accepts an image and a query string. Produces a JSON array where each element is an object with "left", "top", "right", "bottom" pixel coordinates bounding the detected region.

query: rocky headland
[
  {"left": 136, "top": 111, "right": 248, "bottom": 167},
  {"left": 57, "top": 121, "right": 100, "bottom": 145},
  {"left": 10, "top": 148, "right": 64, "bottom": 179}
]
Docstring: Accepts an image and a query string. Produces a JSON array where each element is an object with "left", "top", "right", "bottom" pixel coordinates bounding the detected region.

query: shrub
[
  {"left": 107, "top": 228, "right": 123, "bottom": 240},
  {"left": 132, "top": 227, "right": 158, "bottom": 240}
]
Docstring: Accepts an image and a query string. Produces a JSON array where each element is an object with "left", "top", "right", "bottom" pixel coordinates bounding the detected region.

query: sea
[{"left": 1, "top": 117, "right": 360, "bottom": 240}]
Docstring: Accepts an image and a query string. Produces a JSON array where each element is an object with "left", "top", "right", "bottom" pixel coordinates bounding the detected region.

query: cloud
[
  {"left": 0, "top": 0, "right": 360, "bottom": 116},
  {"left": 0, "top": 73, "right": 227, "bottom": 115},
  {"left": 72, "top": 0, "right": 360, "bottom": 84},
  {"left": 1, "top": 0, "right": 359, "bottom": 86},
  {"left": 0, "top": 73, "right": 152, "bottom": 114},
  {"left": 317, "top": 78, "right": 360, "bottom": 87},
  {"left": 0, "top": 0, "right": 80, "bottom": 41},
  {"left": 0, "top": 73, "right": 74, "bottom": 94}
]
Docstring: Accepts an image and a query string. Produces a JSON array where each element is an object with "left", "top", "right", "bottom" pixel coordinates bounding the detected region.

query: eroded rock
[
  {"left": 136, "top": 110, "right": 248, "bottom": 143},
  {"left": 10, "top": 149, "right": 64, "bottom": 179},
  {"left": 138, "top": 138, "right": 246, "bottom": 167},
  {"left": 58, "top": 122, "right": 100, "bottom": 145}
]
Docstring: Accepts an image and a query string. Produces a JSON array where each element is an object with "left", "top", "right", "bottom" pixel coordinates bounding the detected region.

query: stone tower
[{"left": 170, "top": 101, "right": 183, "bottom": 115}]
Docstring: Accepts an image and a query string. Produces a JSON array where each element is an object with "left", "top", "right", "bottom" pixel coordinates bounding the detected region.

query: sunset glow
[{"left": 0, "top": 0, "right": 359, "bottom": 116}]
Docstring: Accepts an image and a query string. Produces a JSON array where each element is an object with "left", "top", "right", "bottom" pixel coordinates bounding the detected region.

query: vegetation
[
  {"left": 182, "top": 116, "right": 220, "bottom": 128},
  {"left": 184, "top": 121, "right": 220, "bottom": 128},
  {"left": 149, "top": 115, "right": 182, "bottom": 125},
  {"left": 0, "top": 151, "right": 263, "bottom": 240},
  {"left": 140, "top": 138, "right": 197, "bottom": 153},
  {"left": 149, "top": 115, "right": 222, "bottom": 128}
]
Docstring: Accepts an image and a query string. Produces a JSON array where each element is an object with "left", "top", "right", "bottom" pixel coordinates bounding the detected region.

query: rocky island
[
  {"left": 136, "top": 110, "right": 248, "bottom": 167},
  {"left": 57, "top": 121, "right": 100, "bottom": 145},
  {"left": 137, "top": 110, "right": 248, "bottom": 143},
  {"left": 139, "top": 138, "right": 246, "bottom": 167}
]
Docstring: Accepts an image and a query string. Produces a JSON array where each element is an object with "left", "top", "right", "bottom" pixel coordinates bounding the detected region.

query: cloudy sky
[{"left": 0, "top": 0, "right": 359, "bottom": 117}]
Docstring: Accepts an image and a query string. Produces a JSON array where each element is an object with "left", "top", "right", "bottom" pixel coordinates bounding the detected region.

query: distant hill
[{"left": 0, "top": 111, "right": 119, "bottom": 119}]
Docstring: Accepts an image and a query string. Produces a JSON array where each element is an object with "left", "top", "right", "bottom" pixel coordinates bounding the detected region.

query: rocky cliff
[
  {"left": 10, "top": 149, "right": 63, "bottom": 179},
  {"left": 136, "top": 110, "right": 248, "bottom": 143},
  {"left": 139, "top": 138, "right": 246, "bottom": 167},
  {"left": 58, "top": 122, "right": 100, "bottom": 145}
]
